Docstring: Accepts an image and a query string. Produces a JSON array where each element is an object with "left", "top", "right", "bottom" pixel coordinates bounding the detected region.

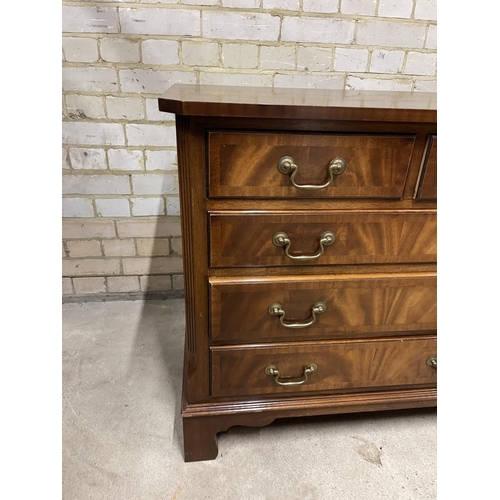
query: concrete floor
[{"left": 62, "top": 299, "right": 437, "bottom": 500}]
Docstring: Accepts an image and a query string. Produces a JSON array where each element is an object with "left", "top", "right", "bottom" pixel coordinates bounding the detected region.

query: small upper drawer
[
  {"left": 208, "top": 131, "right": 416, "bottom": 199},
  {"left": 416, "top": 135, "right": 437, "bottom": 200}
]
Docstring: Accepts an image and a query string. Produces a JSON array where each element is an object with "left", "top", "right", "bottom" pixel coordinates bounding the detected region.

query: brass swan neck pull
[
  {"left": 268, "top": 301, "right": 327, "bottom": 329},
  {"left": 426, "top": 356, "right": 437, "bottom": 369},
  {"left": 272, "top": 231, "right": 335, "bottom": 261},
  {"left": 277, "top": 155, "right": 346, "bottom": 190},
  {"left": 265, "top": 363, "right": 318, "bottom": 386}
]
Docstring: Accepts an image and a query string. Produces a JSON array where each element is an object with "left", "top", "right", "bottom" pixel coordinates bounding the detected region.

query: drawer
[
  {"left": 210, "top": 274, "right": 437, "bottom": 343},
  {"left": 416, "top": 135, "right": 437, "bottom": 200},
  {"left": 208, "top": 131, "right": 416, "bottom": 199},
  {"left": 209, "top": 212, "right": 436, "bottom": 268},
  {"left": 211, "top": 337, "right": 437, "bottom": 398}
]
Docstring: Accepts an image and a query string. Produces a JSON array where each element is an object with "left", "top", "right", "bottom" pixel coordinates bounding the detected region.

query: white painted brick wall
[
  {"left": 66, "top": 95, "right": 106, "bottom": 119},
  {"left": 131, "top": 197, "right": 166, "bottom": 216},
  {"left": 126, "top": 124, "right": 176, "bottom": 147},
  {"left": 302, "top": 0, "right": 339, "bottom": 13},
  {"left": 378, "top": 0, "right": 413, "bottom": 19},
  {"left": 131, "top": 174, "right": 178, "bottom": 195},
  {"left": 182, "top": 41, "right": 219, "bottom": 66},
  {"left": 106, "top": 97, "right": 145, "bottom": 120},
  {"left": 200, "top": 72, "right": 273, "bottom": 87},
  {"left": 370, "top": 49, "right": 405, "bottom": 74},
  {"left": 341, "top": 0, "right": 377, "bottom": 15},
  {"left": 108, "top": 149, "right": 144, "bottom": 171},
  {"left": 119, "top": 69, "right": 196, "bottom": 93},
  {"left": 68, "top": 148, "right": 107, "bottom": 170},
  {"left": 222, "top": 44, "right": 259, "bottom": 69},
  {"left": 63, "top": 175, "right": 131, "bottom": 195},
  {"left": 415, "top": 0, "right": 437, "bottom": 21},
  {"left": 166, "top": 197, "right": 181, "bottom": 216},
  {"left": 100, "top": 38, "right": 140, "bottom": 63},
  {"left": 297, "top": 46, "right": 333, "bottom": 72},
  {"left": 426, "top": 26, "right": 437, "bottom": 50},
  {"left": 63, "top": 37, "right": 99, "bottom": 62},
  {"left": 404, "top": 52, "right": 437, "bottom": 76},
  {"left": 63, "top": 122, "right": 125, "bottom": 146},
  {"left": 95, "top": 199, "right": 131, "bottom": 217},
  {"left": 281, "top": 17, "right": 355, "bottom": 44},
  {"left": 275, "top": 74, "right": 344, "bottom": 89},
  {"left": 263, "top": 0, "right": 299, "bottom": 10},
  {"left": 145, "top": 150, "right": 177, "bottom": 171},
  {"left": 334, "top": 48, "right": 369, "bottom": 73},
  {"left": 62, "top": 198, "right": 95, "bottom": 218},
  {"left": 119, "top": 8, "right": 201, "bottom": 36},
  {"left": 142, "top": 40, "right": 179, "bottom": 65},
  {"left": 63, "top": 6, "right": 119, "bottom": 34},
  {"left": 260, "top": 46, "right": 295, "bottom": 70},
  {"left": 62, "top": 1, "right": 437, "bottom": 297},
  {"left": 346, "top": 76, "right": 413, "bottom": 91},
  {"left": 63, "top": 148, "right": 70, "bottom": 170},
  {"left": 356, "top": 20, "right": 426, "bottom": 48},
  {"left": 203, "top": 12, "right": 280, "bottom": 41},
  {"left": 63, "top": 67, "right": 118, "bottom": 92},
  {"left": 182, "top": 0, "right": 217, "bottom": 5},
  {"left": 223, "top": 0, "right": 260, "bottom": 8}
]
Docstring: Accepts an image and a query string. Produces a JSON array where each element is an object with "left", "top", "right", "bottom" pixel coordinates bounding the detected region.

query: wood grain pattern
[
  {"left": 209, "top": 211, "right": 437, "bottom": 267},
  {"left": 210, "top": 273, "right": 436, "bottom": 343},
  {"left": 208, "top": 132, "right": 415, "bottom": 199},
  {"left": 416, "top": 135, "right": 437, "bottom": 200},
  {"left": 176, "top": 117, "right": 212, "bottom": 404},
  {"left": 211, "top": 336, "right": 437, "bottom": 398}
]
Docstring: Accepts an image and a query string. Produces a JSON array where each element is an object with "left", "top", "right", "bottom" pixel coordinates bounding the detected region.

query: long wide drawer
[
  {"left": 211, "top": 337, "right": 437, "bottom": 398},
  {"left": 208, "top": 131, "right": 416, "bottom": 199},
  {"left": 209, "top": 211, "right": 436, "bottom": 268},
  {"left": 210, "top": 273, "right": 437, "bottom": 343}
]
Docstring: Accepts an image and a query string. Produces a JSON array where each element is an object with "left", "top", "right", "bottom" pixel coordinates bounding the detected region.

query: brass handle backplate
[
  {"left": 426, "top": 356, "right": 437, "bottom": 369},
  {"left": 265, "top": 363, "right": 318, "bottom": 386},
  {"left": 277, "top": 156, "right": 346, "bottom": 190},
  {"left": 272, "top": 231, "right": 335, "bottom": 261},
  {"left": 268, "top": 301, "right": 326, "bottom": 329}
]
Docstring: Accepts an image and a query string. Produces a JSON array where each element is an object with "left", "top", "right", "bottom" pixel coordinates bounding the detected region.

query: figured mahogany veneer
[
  {"left": 210, "top": 273, "right": 437, "bottom": 343},
  {"left": 158, "top": 84, "right": 437, "bottom": 462},
  {"left": 211, "top": 336, "right": 437, "bottom": 398},
  {"left": 208, "top": 132, "right": 415, "bottom": 199},
  {"left": 210, "top": 211, "right": 437, "bottom": 268}
]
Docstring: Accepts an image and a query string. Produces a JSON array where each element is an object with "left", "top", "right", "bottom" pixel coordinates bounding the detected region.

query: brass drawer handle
[
  {"left": 426, "top": 356, "right": 437, "bottom": 369},
  {"left": 272, "top": 231, "right": 335, "bottom": 261},
  {"left": 277, "top": 155, "right": 346, "bottom": 190},
  {"left": 268, "top": 301, "right": 326, "bottom": 329},
  {"left": 265, "top": 363, "right": 318, "bottom": 386}
]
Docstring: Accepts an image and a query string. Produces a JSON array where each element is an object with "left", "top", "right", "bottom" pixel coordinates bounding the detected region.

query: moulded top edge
[{"left": 158, "top": 84, "right": 437, "bottom": 123}]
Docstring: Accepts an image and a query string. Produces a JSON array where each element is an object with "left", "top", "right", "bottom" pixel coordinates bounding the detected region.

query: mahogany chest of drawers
[{"left": 159, "top": 85, "right": 437, "bottom": 462}]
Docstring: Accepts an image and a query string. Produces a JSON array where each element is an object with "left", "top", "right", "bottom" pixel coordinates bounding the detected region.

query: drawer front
[
  {"left": 416, "top": 135, "right": 437, "bottom": 200},
  {"left": 211, "top": 337, "right": 437, "bottom": 398},
  {"left": 210, "top": 274, "right": 436, "bottom": 343},
  {"left": 209, "top": 212, "right": 436, "bottom": 268},
  {"left": 208, "top": 131, "right": 415, "bottom": 199}
]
